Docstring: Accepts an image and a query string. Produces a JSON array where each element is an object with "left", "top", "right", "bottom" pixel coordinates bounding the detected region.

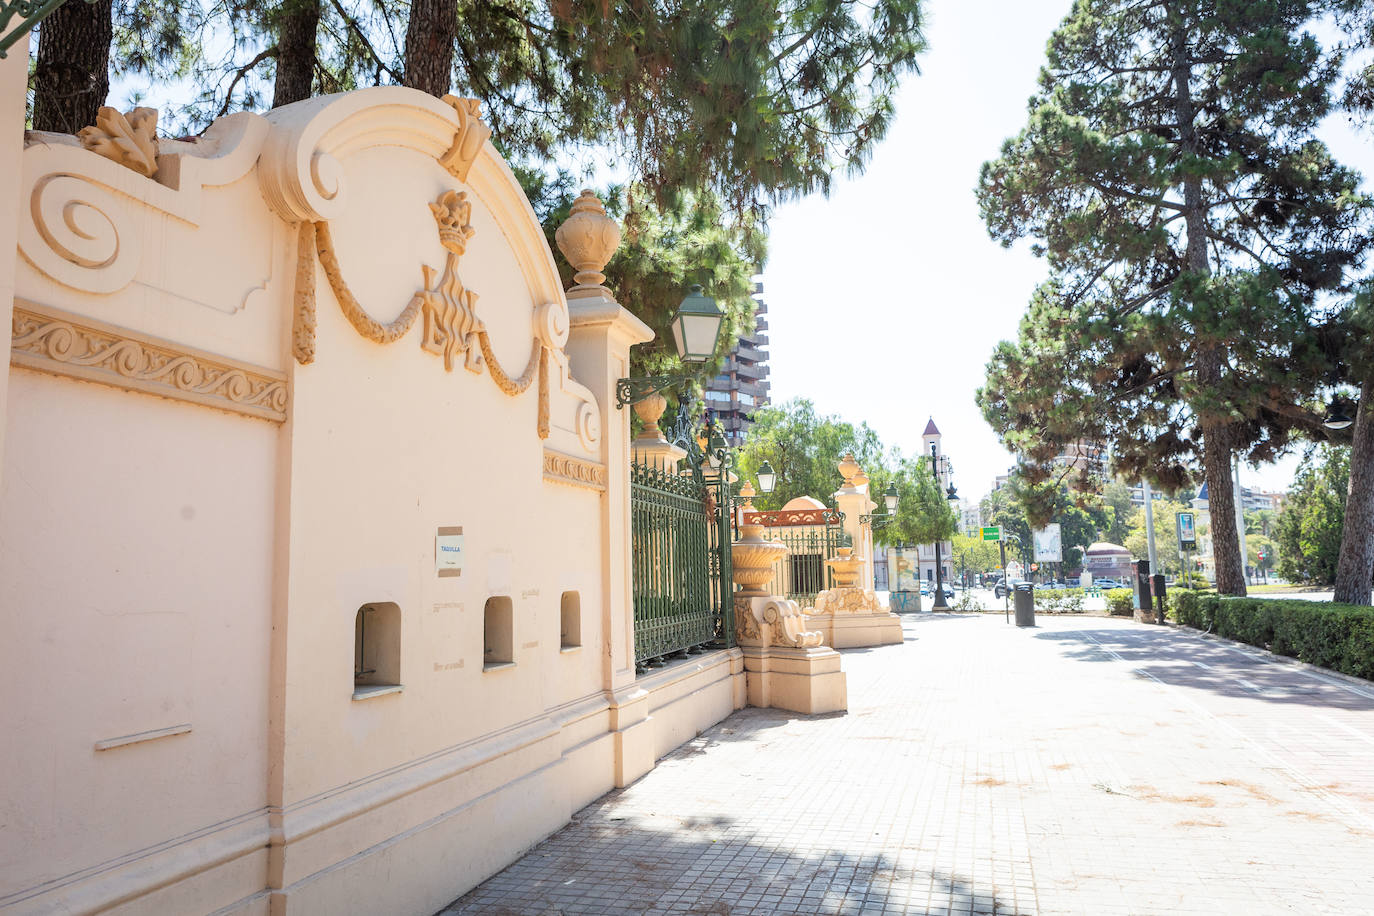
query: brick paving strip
[{"left": 443, "top": 615, "right": 1374, "bottom": 915}]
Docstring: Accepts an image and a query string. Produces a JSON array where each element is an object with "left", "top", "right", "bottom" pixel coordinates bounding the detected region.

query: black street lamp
[
  {"left": 930, "top": 443, "right": 956, "bottom": 610},
  {"left": 1324, "top": 397, "right": 1354, "bottom": 431},
  {"left": 616, "top": 285, "right": 726, "bottom": 409},
  {"left": 860, "top": 483, "right": 900, "bottom": 528}
]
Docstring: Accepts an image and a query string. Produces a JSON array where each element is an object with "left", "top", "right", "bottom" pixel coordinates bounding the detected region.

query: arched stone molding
[
  {"left": 17, "top": 112, "right": 269, "bottom": 298},
  {"left": 257, "top": 87, "right": 600, "bottom": 457}
]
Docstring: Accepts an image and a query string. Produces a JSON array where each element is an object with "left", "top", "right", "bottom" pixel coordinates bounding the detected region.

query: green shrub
[
  {"left": 1105, "top": 588, "right": 1134, "bottom": 616},
  {"left": 953, "top": 592, "right": 986, "bottom": 612},
  {"left": 1174, "top": 595, "right": 1374, "bottom": 681},
  {"left": 1169, "top": 590, "right": 1203, "bottom": 626},
  {"left": 1034, "top": 588, "right": 1085, "bottom": 613}
]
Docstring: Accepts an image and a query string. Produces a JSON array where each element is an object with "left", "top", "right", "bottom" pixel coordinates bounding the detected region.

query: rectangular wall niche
[
  {"left": 354, "top": 602, "right": 402, "bottom": 699},
  {"left": 483, "top": 597, "right": 513, "bottom": 670},
  {"left": 560, "top": 591, "right": 581, "bottom": 650}
]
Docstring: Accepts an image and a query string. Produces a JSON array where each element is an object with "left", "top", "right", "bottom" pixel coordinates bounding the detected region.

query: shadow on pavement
[
  {"left": 1033, "top": 626, "right": 1374, "bottom": 711},
  {"left": 444, "top": 805, "right": 1024, "bottom": 915}
]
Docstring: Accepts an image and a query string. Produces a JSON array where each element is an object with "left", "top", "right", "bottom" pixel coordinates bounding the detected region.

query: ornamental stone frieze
[
  {"left": 13, "top": 85, "right": 603, "bottom": 460},
  {"left": 10, "top": 301, "right": 287, "bottom": 422}
]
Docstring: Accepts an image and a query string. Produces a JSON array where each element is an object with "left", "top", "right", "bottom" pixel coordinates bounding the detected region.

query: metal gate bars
[{"left": 630, "top": 460, "right": 731, "bottom": 668}]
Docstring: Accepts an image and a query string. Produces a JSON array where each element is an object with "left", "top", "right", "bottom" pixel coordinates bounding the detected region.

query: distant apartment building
[
  {"left": 959, "top": 497, "right": 982, "bottom": 535},
  {"left": 1053, "top": 440, "right": 1108, "bottom": 479},
  {"left": 705, "top": 281, "right": 771, "bottom": 445}
]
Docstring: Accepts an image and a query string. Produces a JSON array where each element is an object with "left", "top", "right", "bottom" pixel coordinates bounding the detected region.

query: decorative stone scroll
[
  {"left": 10, "top": 301, "right": 287, "bottom": 422},
  {"left": 77, "top": 107, "right": 159, "bottom": 178},
  {"left": 20, "top": 111, "right": 269, "bottom": 298},
  {"left": 734, "top": 595, "right": 824, "bottom": 649},
  {"left": 438, "top": 96, "right": 492, "bottom": 183},
  {"left": 542, "top": 449, "right": 607, "bottom": 491}
]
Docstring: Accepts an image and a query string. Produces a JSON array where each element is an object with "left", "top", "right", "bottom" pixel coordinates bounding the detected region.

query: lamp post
[
  {"left": 930, "top": 443, "right": 956, "bottom": 611},
  {"left": 615, "top": 285, "right": 726, "bottom": 409},
  {"left": 756, "top": 460, "right": 777, "bottom": 496},
  {"left": 1325, "top": 398, "right": 1354, "bottom": 431},
  {"left": 860, "top": 483, "right": 900, "bottom": 528}
]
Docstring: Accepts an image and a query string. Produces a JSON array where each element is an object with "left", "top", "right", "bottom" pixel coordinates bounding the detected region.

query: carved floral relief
[
  {"left": 77, "top": 107, "right": 159, "bottom": 178},
  {"left": 11, "top": 302, "right": 287, "bottom": 422}
]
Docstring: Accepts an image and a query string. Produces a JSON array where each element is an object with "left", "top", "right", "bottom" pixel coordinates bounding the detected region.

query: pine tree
[
  {"left": 976, "top": 0, "right": 1372, "bottom": 595},
  {"left": 32, "top": 0, "right": 113, "bottom": 132},
  {"left": 1331, "top": 289, "right": 1374, "bottom": 604},
  {"left": 272, "top": 0, "right": 319, "bottom": 108}
]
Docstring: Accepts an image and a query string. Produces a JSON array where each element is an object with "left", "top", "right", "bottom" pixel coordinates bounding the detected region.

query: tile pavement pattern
[{"left": 443, "top": 614, "right": 1374, "bottom": 915}]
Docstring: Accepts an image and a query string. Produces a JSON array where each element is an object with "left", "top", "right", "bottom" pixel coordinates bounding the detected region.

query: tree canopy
[
  {"left": 732, "top": 399, "right": 956, "bottom": 548},
  {"left": 1276, "top": 444, "right": 1349, "bottom": 585},
  {"left": 976, "top": 0, "right": 1373, "bottom": 595}
]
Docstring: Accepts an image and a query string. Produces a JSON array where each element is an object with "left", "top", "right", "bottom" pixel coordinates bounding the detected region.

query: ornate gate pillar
[
  {"left": 560, "top": 192, "right": 655, "bottom": 786},
  {"left": 832, "top": 453, "right": 877, "bottom": 591}
]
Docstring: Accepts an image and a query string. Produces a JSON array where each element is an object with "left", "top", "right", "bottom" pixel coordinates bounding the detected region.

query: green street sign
[{"left": 981, "top": 526, "right": 1002, "bottom": 542}]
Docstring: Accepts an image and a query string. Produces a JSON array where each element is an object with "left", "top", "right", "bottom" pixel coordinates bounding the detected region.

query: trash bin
[{"left": 1013, "top": 582, "right": 1035, "bottom": 627}]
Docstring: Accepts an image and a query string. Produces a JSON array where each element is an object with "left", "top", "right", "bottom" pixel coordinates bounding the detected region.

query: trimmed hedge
[
  {"left": 1034, "top": 588, "right": 1085, "bottom": 613},
  {"left": 1171, "top": 593, "right": 1374, "bottom": 681},
  {"left": 1105, "top": 588, "right": 1135, "bottom": 616}
]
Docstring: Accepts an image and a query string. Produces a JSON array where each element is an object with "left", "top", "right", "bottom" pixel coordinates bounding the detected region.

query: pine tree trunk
[
  {"left": 1171, "top": 22, "right": 1246, "bottom": 597},
  {"left": 1333, "top": 378, "right": 1374, "bottom": 605},
  {"left": 1201, "top": 418, "right": 1246, "bottom": 596},
  {"left": 32, "top": 0, "right": 113, "bottom": 133},
  {"left": 403, "top": 0, "right": 456, "bottom": 96},
  {"left": 272, "top": 0, "right": 319, "bottom": 108}
]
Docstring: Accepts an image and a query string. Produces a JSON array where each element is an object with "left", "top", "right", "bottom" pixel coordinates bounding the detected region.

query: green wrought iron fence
[
  {"left": 757, "top": 522, "right": 851, "bottom": 605},
  {"left": 630, "top": 460, "right": 729, "bottom": 668}
]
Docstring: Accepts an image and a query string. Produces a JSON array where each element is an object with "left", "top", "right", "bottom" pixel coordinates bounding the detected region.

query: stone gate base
[
  {"left": 807, "top": 587, "right": 904, "bottom": 649},
  {"left": 734, "top": 595, "right": 848, "bottom": 715}
]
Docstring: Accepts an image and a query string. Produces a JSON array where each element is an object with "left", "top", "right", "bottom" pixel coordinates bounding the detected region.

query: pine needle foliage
[{"left": 975, "top": 0, "right": 1373, "bottom": 594}]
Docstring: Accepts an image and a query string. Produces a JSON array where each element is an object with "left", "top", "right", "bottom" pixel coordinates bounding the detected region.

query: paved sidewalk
[{"left": 443, "top": 614, "right": 1374, "bottom": 915}]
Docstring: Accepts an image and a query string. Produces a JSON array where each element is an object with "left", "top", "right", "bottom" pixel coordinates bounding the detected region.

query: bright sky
[{"left": 760, "top": 0, "right": 1371, "bottom": 503}]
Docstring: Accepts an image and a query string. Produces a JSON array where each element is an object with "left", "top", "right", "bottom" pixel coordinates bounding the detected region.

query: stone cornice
[
  {"left": 542, "top": 449, "right": 607, "bottom": 491},
  {"left": 10, "top": 300, "right": 288, "bottom": 422}
]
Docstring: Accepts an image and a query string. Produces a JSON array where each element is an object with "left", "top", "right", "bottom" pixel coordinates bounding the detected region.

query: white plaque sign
[{"left": 436, "top": 527, "right": 464, "bottom": 577}]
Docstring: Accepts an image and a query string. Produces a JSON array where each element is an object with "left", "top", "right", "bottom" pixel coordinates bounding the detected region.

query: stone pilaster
[
  {"left": 560, "top": 191, "right": 657, "bottom": 786},
  {"left": 0, "top": 32, "right": 29, "bottom": 492}
]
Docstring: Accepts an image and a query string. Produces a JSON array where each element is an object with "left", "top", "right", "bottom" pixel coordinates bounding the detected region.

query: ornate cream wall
[{"left": 0, "top": 86, "right": 743, "bottom": 915}]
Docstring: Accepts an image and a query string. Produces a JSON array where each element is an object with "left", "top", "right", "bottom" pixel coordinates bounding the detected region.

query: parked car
[
  {"left": 994, "top": 578, "right": 1028, "bottom": 599},
  {"left": 919, "top": 582, "right": 931, "bottom": 596},
  {"left": 1093, "top": 578, "right": 1123, "bottom": 590}
]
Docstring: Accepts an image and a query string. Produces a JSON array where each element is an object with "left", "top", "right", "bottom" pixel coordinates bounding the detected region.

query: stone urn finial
[
  {"left": 738, "top": 481, "right": 756, "bottom": 511},
  {"left": 825, "top": 547, "right": 864, "bottom": 589},
  {"left": 632, "top": 392, "right": 668, "bottom": 439},
  {"left": 838, "top": 453, "right": 861, "bottom": 487},
  {"left": 732, "top": 491, "right": 785, "bottom": 596},
  {"left": 555, "top": 190, "right": 622, "bottom": 295}
]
